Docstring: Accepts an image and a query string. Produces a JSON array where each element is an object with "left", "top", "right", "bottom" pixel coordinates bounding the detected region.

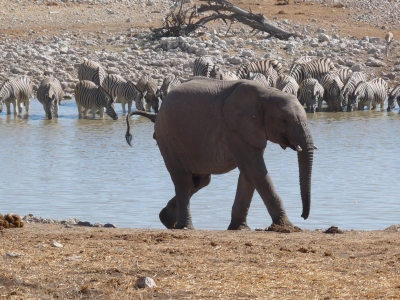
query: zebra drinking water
[
  {"left": 102, "top": 74, "right": 145, "bottom": 114},
  {"left": 37, "top": 77, "right": 64, "bottom": 120},
  {"left": 156, "top": 74, "right": 181, "bottom": 100},
  {"left": 340, "top": 72, "right": 367, "bottom": 108},
  {"left": 348, "top": 78, "right": 388, "bottom": 111},
  {"left": 136, "top": 74, "right": 159, "bottom": 113},
  {"left": 387, "top": 84, "right": 400, "bottom": 112},
  {"left": 298, "top": 78, "right": 324, "bottom": 113},
  {"left": 320, "top": 73, "right": 345, "bottom": 111},
  {"left": 0, "top": 75, "right": 32, "bottom": 116},
  {"left": 276, "top": 75, "right": 299, "bottom": 96},
  {"left": 74, "top": 80, "right": 118, "bottom": 120}
]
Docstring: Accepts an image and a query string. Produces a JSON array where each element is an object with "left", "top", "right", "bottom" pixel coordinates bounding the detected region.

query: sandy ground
[{"left": 1, "top": 224, "right": 400, "bottom": 299}]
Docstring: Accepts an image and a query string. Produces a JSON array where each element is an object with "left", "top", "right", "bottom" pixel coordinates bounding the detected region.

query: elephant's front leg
[
  {"left": 236, "top": 151, "right": 292, "bottom": 227},
  {"left": 228, "top": 172, "right": 255, "bottom": 230}
]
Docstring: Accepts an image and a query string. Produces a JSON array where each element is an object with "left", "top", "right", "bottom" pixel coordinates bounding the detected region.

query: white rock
[
  {"left": 136, "top": 277, "right": 157, "bottom": 288},
  {"left": 51, "top": 241, "right": 63, "bottom": 248},
  {"left": 6, "top": 252, "right": 24, "bottom": 257}
]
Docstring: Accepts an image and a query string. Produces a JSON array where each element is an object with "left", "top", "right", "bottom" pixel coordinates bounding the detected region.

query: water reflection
[{"left": 0, "top": 99, "right": 399, "bottom": 230}]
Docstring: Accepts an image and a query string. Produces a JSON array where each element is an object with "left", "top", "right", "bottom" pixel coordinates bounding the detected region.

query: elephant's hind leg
[
  {"left": 159, "top": 174, "right": 211, "bottom": 230},
  {"left": 228, "top": 173, "right": 255, "bottom": 230}
]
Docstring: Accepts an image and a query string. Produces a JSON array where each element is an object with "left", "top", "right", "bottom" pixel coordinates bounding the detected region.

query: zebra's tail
[{"left": 125, "top": 110, "right": 157, "bottom": 146}]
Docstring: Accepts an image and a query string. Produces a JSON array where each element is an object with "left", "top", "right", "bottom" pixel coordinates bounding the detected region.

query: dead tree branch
[{"left": 152, "top": 0, "right": 295, "bottom": 40}]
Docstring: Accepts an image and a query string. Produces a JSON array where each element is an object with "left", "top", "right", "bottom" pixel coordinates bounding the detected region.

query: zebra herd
[
  {"left": 192, "top": 55, "right": 400, "bottom": 114},
  {"left": 1, "top": 55, "right": 400, "bottom": 120}
]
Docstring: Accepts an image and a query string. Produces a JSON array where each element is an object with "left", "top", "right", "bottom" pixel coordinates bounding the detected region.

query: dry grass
[{"left": 1, "top": 224, "right": 400, "bottom": 299}]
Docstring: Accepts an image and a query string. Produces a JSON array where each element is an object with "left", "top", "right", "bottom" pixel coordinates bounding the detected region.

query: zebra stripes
[
  {"left": 289, "top": 56, "right": 313, "bottom": 75},
  {"left": 289, "top": 57, "right": 335, "bottom": 83},
  {"left": 320, "top": 73, "right": 345, "bottom": 111},
  {"left": 78, "top": 60, "right": 106, "bottom": 87},
  {"left": 341, "top": 72, "right": 367, "bottom": 108},
  {"left": 193, "top": 56, "right": 218, "bottom": 78},
  {"left": 216, "top": 70, "right": 239, "bottom": 81},
  {"left": 102, "top": 74, "right": 144, "bottom": 114},
  {"left": 387, "top": 84, "right": 400, "bottom": 112},
  {"left": 0, "top": 75, "right": 32, "bottom": 116},
  {"left": 157, "top": 74, "right": 181, "bottom": 100},
  {"left": 331, "top": 68, "right": 353, "bottom": 86},
  {"left": 136, "top": 74, "right": 160, "bottom": 113},
  {"left": 249, "top": 73, "right": 271, "bottom": 88},
  {"left": 74, "top": 80, "right": 118, "bottom": 120},
  {"left": 298, "top": 78, "right": 324, "bottom": 113},
  {"left": 348, "top": 78, "right": 388, "bottom": 111},
  {"left": 276, "top": 75, "right": 299, "bottom": 96},
  {"left": 37, "top": 77, "right": 64, "bottom": 119},
  {"left": 236, "top": 59, "right": 282, "bottom": 79}
]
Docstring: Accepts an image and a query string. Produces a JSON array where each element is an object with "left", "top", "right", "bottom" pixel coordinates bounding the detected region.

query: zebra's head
[
  {"left": 99, "top": 86, "right": 118, "bottom": 120},
  {"left": 44, "top": 93, "right": 57, "bottom": 120},
  {"left": 387, "top": 84, "right": 400, "bottom": 112}
]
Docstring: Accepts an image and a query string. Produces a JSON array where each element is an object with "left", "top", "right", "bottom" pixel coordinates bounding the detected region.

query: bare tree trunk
[{"left": 152, "top": 0, "right": 295, "bottom": 40}]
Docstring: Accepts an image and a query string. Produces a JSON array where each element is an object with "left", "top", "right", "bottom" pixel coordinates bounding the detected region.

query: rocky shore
[{"left": 1, "top": 0, "right": 400, "bottom": 100}]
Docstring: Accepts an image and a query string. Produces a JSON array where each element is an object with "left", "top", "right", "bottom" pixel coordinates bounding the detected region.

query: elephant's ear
[{"left": 222, "top": 83, "right": 267, "bottom": 149}]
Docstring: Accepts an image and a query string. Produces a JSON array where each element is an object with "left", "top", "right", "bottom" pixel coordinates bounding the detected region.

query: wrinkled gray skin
[{"left": 127, "top": 78, "right": 315, "bottom": 230}]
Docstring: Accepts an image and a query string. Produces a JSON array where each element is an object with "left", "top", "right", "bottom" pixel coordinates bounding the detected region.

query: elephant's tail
[{"left": 125, "top": 110, "right": 157, "bottom": 146}]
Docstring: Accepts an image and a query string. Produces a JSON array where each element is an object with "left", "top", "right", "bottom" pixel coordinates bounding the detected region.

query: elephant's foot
[
  {"left": 159, "top": 206, "right": 176, "bottom": 229},
  {"left": 227, "top": 221, "right": 251, "bottom": 231}
]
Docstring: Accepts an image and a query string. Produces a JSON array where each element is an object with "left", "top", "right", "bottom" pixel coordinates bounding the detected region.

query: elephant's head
[{"left": 223, "top": 83, "right": 316, "bottom": 220}]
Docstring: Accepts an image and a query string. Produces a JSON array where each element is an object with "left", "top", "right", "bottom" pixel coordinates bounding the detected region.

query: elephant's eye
[{"left": 282, "top": 119, "right": 288, "bottom": 125}]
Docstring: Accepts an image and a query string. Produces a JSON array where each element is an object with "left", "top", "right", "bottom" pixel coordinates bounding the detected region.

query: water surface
[{"left": 1, "top": 100, "right": 399, "bottom": 230}]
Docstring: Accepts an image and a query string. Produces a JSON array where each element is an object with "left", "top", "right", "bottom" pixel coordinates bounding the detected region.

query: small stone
[
  {"left": 65, "top": 255, "right": 82, "bottom": 261},
  {"left": 6, "top": 252, "right": 24, "bottom": 257},
  {"left": 136, "top": 277, "right": 157, "bottom": 288},
  {"left": 51, "top": 241, "right": 64, "bottom": 248},
  {"left": 77, "top": 221, "right": 92, "bottom": 227},
  {"left": 104, "top": 223, "right": 117, "bottom": 228}
]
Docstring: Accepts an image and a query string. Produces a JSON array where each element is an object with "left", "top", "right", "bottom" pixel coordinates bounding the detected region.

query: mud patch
[
  {"left": 266, "top": 224, "right": 302, "bottom": 233},
  {"left": 324, "top": 226, "right": 343, "bottom": 234}
]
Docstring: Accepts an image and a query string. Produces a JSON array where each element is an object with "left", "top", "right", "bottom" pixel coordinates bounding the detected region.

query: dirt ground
[{"left": 1, "top": 224, "right": 400, "bottom": 299}]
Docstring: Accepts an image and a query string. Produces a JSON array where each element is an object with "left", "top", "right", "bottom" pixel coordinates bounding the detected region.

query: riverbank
[{"left": 1, "top": 223, "right": 400, "bottom": 299}]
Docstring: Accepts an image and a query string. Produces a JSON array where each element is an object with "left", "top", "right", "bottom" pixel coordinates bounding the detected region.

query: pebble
[
  {"left": 6, "top": 252, "right": 24, "bottom": 257},
  {"left": 136, "top": 277, "right": 157, "bottom": 288},
  {"left": 51, "top": 241, "right": 64, "bottom": 248}
]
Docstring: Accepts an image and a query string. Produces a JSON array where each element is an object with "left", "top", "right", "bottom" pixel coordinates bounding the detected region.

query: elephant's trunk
[{"left": 296, "top": 128, "right": 314, "bottom": 220}]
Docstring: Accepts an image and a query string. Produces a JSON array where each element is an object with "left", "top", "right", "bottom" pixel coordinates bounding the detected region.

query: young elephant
[
  {"left": 126, "top": 78, "right": 317, "bottom": 230},
  {"left": 37, "top": 77, "right": 64, "bottom": 120}
]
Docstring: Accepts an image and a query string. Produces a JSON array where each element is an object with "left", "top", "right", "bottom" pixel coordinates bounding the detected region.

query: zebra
[
  {"left": 340, "top": 71, "right": 367, "bottom": 108},
  {"left": 216, "top": 70, "right": 240, "bottom": 81},
  {"left": 156, "top": 74, "right": 181, "bottom": 100},
  {"left": 236, "top": 58, "right": 283, "bottom": 79},
  {"left": 102, "top": 74, "right": 145, "bottom": 114},
  {"left": 298, "top": 78, "right": 324, "bottom": 113},
  {"left": 289, "top": 56, "right": 313, "bottom": 75},
  {"left": 330, "top": 68, "right": 353, "bottom": 86},
  {"left": 0, "top": 75, "right": 32, "bottom": 116},
  {"left": 74, "top": 80, "right": 118, "bottom": 120},
  {"left": 320, "top": 73, "right": 345, "bottom": 111},
  {"left": 249, "top": 73, "right": 271, "bottom": 88},
  {"left": 37, "top": 77, "right": 64, "bottom": 120},
  {"left": 276, "top": 75, "right": 299, "bottom": 96},
  {"left": 136, "top": 74, "right": 160, "bottom": 113},
  {"left": 77, "top": 60, "right": 107, "bottom": 87},
  {"left": 385, "top": 32, "right": 393, "bottom": 57},
  {"left": 289, "top": 57, "right": 335, "bottom": 83},
  {"left": 193, "top": 56, "right": 219, "bottom": 78},
  {"left": 387, "top": 84, "right": 400, "bottom": 112},
  {"left": 348, "top": 78, "right": 388, "bottom": 111}
]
